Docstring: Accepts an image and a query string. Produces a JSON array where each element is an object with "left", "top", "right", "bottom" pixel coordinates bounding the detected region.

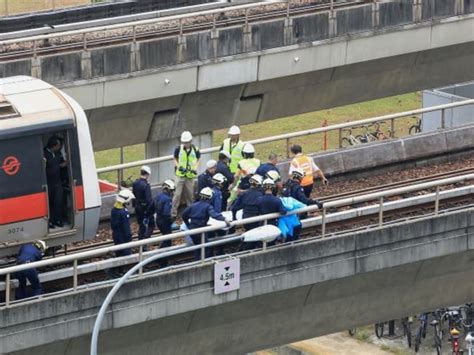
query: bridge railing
[
  {"left": 1, "top": 172, "right": 473, "bottom": 307},
  {"left": 96, "top": 99, "right": 474, "bottom": 189}
]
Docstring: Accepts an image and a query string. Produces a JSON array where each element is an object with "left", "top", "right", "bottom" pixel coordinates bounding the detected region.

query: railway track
[{"left": 0, "top": 0, "right": 370, "bottom": 60}]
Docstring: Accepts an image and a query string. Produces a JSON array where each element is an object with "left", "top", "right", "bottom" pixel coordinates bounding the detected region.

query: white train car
[{"left": 0, "top": 76, "right": 101, "bottom": 257}]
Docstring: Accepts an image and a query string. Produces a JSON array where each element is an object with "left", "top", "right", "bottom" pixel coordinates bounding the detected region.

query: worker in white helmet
[
  {"left": 132, "top": 165, "right": 154, "bottom": 245},
  {"left": 220, "top": 125, "right": 245, "bottom": 174},
  {"left": 172, "top": 131, "right": 201, "bottom": 217},
  {"left": 111, "top": 189, "right": 135, "bottom": 257},
  {"left": 228, "top": 143, "right": 261, "bottom": 205},
  {"left": 196, "top": 159, "right": 217, "bottom": 200}
]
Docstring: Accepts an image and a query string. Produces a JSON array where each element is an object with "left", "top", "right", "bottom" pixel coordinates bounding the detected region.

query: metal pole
[
  {"left": 390, "top": 118, "right": 395, "bottom": 137},
  {"left": 338, "top": 128, "right": 343, "bottom": 148},
  {"left": 321, "top": 207, "right": 326, "bottom": 237},
  {"left": 379, "top": 196, "right": 384, "bottom": 226},
  {"left": 262, "top": 241, "right": 267, "bottom": 251},
  {"left": 5, "top": 273, "right": 10, "bottom": 307},
  {"left": 4, "top": 0, "right": 8, "bottom": 16},
  {"left": 118, "top": 146, "right": 124, "bottom": 187},
  {"left": 90, "top": 237, "right": 244, "bottom": 355},
  {"left": 73, "top": 259, "right": 78, "bottom": 291},
  {"left": 388, "top": 320, "right": 395, "bottom": 336},
  {"left": 323, "top": 119, "right": 328, "bottom": 150},
  {"left": 435, "top": 185, "right": 440, "bottom": 215},
  {"left": 201, "top": 234, "right": 205, "bottom": 262},
  {"left": 441, "top": 109, "right": 446, "bottom": 129},
  {"left": 138, "top": 245, "right": 143, "bottom": 276},
  {"left": 286, "top": 138, "right": 290, "bottom": 158}
]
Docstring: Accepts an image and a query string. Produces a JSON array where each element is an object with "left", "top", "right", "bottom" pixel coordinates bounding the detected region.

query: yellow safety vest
[
  {"left": 292, "top": 154, "right": 314, "bottom": 187},
  {"left": 176, "top": 145, "right": 198, "bottom": 179},
  {"left": 239, "top": 158, "right": 260, "bottom": 176},
  {"left": 222, "top": 138, "right": 245, "bottom": 174}
]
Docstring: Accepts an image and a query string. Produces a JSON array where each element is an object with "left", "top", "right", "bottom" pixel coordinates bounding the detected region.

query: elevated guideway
[
  {"left": 1, "top": 172, "right": 474, "bottom": 354},
  {"left": 0, "top": 0, "right": 473, "bottom": 150}
]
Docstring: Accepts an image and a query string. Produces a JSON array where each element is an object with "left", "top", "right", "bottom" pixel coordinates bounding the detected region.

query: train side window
[{"left": 43, "top": 133, "right": 73, "bottom": 231}]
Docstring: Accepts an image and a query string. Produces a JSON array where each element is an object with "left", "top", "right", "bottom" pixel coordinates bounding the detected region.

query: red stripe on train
[
  {"left": 75, "top": 185, "right": 85, "bottom": 211},
  {"left": 0, "top": 192, "right": 48, "bottom": 225}
]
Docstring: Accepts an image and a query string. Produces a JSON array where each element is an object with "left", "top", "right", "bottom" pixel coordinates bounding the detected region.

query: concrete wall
[{"left": 3, "top": 208, "right": 474, "bottom": 354}]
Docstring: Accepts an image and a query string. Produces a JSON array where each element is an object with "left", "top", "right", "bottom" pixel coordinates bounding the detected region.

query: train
[{"left": 0, "top": 76, "right": 101, "bottom": 257}]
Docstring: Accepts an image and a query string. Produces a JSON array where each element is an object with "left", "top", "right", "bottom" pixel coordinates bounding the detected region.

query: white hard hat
[
  {"left": 141, "top": 165, "right": 151, "bottom": 175},
  {"left": 242, "top": 143, "right": 255, "bottom": 154},
  {"left": 162, "top": 179, "right": 176, "bottom": 191},
  {"left": 116, "top": 189, "right": 135, "bottom": 204},
  {"left": 200, "top": 187, "right": 214, "bottom": 200},
  {"left": 292, "top": 168, "right": 305, "bottom": 180},
  {"left": 206, "top": 159, "right": 217, "bottom": 169},
  {"left": 228, "top": 125, "right": 241, "bottom": 135},
  {"left": 266, "top": 170, "right": 280, "bottom": 182},
  {"left": 180, "top": 131, "right": 193, "bottom": 143},
  {"left": 219, "top": 150, "right": 231, "bottom": 159},
  {"left": 34, "top": 240, "right": 47, "bottom": 253},
  {"left": 249, "top": 174, "right": 263, "bottom": 186},
  {"left": 262, "top": 178, "right": 275, "bottom": 188},
  {"left": 212, "top": 173, "right": 227, "bottom": 185}
]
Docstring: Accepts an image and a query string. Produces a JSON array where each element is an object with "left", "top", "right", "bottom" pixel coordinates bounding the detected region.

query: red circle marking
[{"left": 2, "top": 156, "right": 21, "bottom": 176}]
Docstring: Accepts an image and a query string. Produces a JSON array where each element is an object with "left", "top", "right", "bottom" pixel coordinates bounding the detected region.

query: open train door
[{"left": 0, "top": 134, "right": 49, "bottom": 243}]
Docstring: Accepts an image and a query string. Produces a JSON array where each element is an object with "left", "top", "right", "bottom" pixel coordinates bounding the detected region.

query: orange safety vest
[{"left": 292, "top": 154, "right": 314, "bottom": 187}]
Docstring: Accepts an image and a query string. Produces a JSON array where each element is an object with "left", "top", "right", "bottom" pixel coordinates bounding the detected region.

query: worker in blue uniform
[
  {"left": 111, "top": 189, "right": 135, "bottom": 258},
  {"left": 15, "top": 240, "right": 46, "bottom": 300},
  {"left": 256, "top": 152, "right": 280, "bottom": 179},
  {"left": 132, "top": 166, "right": 154, "bottom": 246},
  {"left": 182, "top": 187, "right": 231, "bottom": 260},
  {"left": 196, "top": 159, "right": 217, "bottom": 200},
  {"left": 216, "top": 150, "right": 234, "bottom": 210},
  {"left": 154, "top": 179, "right": 176, "bottom": 249},
  {"left": 257, "top": 178, "right": 286, "bottom": 227},
  {"left": 44, "top": 136, "right": 67, "bottom": 228},
  {"left": 210, "top": 173, "right": 227, "bottom": 214},
  {"left": 266, "top": 170, "right": 282, "bottom": 195}
]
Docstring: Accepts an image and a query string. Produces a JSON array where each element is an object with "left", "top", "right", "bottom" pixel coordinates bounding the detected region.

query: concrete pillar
[
  {"left": 145, "top": 132, "right": 213, "bottom": 184},
  {"left": 130, "top": 42, "right": 140, "bottom": 72},
  {"left": 413, "top": 0, "right": 422, "bottom": 22},
  {"left": 283, "top": 18, "right": 293, "bottom": 46},
  {"left": 81, "top": 51, "right": 91, "bottom": 79},
  {"left": 455, "top": 0, "right": 464, "bottom": 15},
  {"left": 177, "top": 35, "right": 186, "bottom": 63},
  {"left": 372, "top": 1, "right": 380, "bottom": 29},
  {"left": 211, "top": 29, "right": 219, "bottom": 59},
  {"left": 31, "top": 57, "right": 41, "bottom": 78},
  {"left": 328, "top": 10, "right": 337, "bottom": 38},
  {"left": 243, "top": 25, "right": 252, "bottom": 52}
]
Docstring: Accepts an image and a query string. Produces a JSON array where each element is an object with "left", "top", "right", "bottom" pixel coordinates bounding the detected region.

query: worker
[
  {"left": 111, "top": 189, "right": 135, "bottom": 257},
  {"left": 256, "top": 152, "right": 280, "bottom": 179},
  {"left": 196, "top": 159, "right": 217, "bottom": 199},
  {"left": 282, "top": 168, "right": 323, "bottom": 219},
  {"left": 257, "top": 178, "right": 286, "bottom": 227},
  {"left": 210, "top": 173, "right": 227, "bottom": 213},
  {"left": 266, "top": 170, "right": 283, "bottom": 195},
  {"left": 216, "top": 150, "right": 234, "bottom": 210},
  {"left": 154, "top": 179, "right": 176, "bottom": 249},
  {"left": 132, "top": 165, "right": 153, "bottom": 244},
  {"left": 172, "top": 131, "right": 200, "bottom": 218},
  {"left": 289, "top": 144, "right": 328, "bottom": 198},
  {"left": 14, "top": 240, "right": 46, "bottom": 300},
  {"left": 229, "top": 143, "right": 260, "bottom": 201},
  {"left": 44, "top": 136, "right": 67, "bottom": 228},
  {"left": 182, "top": 187, "right": 231, "bottom": 260},
  {"left": 220, "top": 125, "right": 245, "bottom": 174}
]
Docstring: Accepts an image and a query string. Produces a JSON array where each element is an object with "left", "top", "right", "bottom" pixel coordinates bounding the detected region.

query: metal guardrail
[
  {"left": 96, "top": 99, "right": 474, "bottom": 188},
  {"left": 1, "top": 172, "right": 473, "bottom": 307}
]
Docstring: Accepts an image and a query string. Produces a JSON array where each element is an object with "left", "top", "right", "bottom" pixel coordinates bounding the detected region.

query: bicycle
[
  {"left": 358, "top": 122, "right": 390, "bottom": 143},
  {"left": 375, "top": 322, "right": 385, "bottom": 338},
  {"left": 414, "top": 313, "right": 429, "bottom": 352},
  {"left": 401, "top": 316, "right": 413, "bottom": 348},
  {"left": 409, "top": 116, "right": 422, "bottom": 135},
  {"left": 341, "top": 128, "right": 363, "bottom": 147}
]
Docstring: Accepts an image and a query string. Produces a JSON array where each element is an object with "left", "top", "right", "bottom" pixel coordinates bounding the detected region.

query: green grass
[
  {"left": 0, "top": 0, "right": 93, "bottom": 15},
  {"left": 95, "top": 92, "right": 421, "bottom": 183}
]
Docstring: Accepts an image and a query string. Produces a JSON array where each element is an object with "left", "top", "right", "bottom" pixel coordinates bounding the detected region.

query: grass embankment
[
  {"left": 96, "top": 92, "right": 421, "bottom": 183},
  {"left": 0, "top": 0, "right": 93, "bottom": 16}
]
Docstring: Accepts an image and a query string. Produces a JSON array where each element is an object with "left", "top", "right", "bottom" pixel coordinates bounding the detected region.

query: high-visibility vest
[
  {"left": 292, "top": 154, "right": 314, "bottom": 187},
  {"left": 222, "top": 138, "right": 245, "bottom": 174},
  {"left": 176, "top": 145, "right": 198, "bottom": 179},
  {"left": 239, "top": 158, "right": 260, "bottom": 176}
]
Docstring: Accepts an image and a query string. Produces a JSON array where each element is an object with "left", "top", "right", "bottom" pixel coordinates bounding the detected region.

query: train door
[
  {"left": 0, "top": 135, "right": 49, "bottom": 242},
  {"left": 42, "top": 131, "right": 76, "bottom": 232}
]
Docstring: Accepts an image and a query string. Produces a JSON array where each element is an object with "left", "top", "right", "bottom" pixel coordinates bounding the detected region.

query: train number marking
[{"left": 8, "top": 227, "right": 24, "bottom": 235}]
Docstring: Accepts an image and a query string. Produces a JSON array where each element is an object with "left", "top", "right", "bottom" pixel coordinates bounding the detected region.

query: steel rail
[
  {"left": 96, "top": 99, "right": 474, "bottom": 174},
  {"left": 0, "top": 1, "right": 288, "bottom": 46},
  {"left": 2, "top": 172, "right": 473, "bottom": 277}
]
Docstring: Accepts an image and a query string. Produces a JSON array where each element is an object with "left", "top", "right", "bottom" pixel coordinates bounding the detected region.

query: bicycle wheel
[
  {"left": 422, "top": 320, "right": 428, "bottom": 339},
  {"left": 409, "top": 125, "right": 421, "bottom": 135},
  {"left": 434, "top": 332, "right": 441, "bottom": 355},
  {"left": 375, "top": 322, "right": 384, "bottom": 339},
  {"left": 405, "top": 321, "right": 412, "bottom": 348},
  {"left": 414, "top": 327, "right": 422, "bottom": 352},
  {"left": 341, "top": 137, "right": 351, "bottom": 148},
  {"left": 355, "top": 135, "right": 367, "bottom": 144},
  {"left": 348, "top": 328, "right": 356, "bottom": 336}
]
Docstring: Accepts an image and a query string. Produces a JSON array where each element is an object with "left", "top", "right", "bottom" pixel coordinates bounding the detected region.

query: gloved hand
[
  {"left": 316, "top": 200, "right": 324, "bottom": 209},
  {"left": 224, "top": 218, "right": 232, "bottom": 227},
  {"left": 143, "top": 217, "right": 149, "bottom": 226},
  {"left": 323, "top": 178, "right": 329, "bottom": 186},
  {"left": 178, "top": 166, "right": 187, "bottom": 173},
  {"left": 190, "top": 169, "right": 197, "bottom": 175}
]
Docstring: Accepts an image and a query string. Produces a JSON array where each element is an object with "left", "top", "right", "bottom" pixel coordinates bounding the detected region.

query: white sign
[{"left": 214, "top": 258, "right": 240, "bottom": 294}]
